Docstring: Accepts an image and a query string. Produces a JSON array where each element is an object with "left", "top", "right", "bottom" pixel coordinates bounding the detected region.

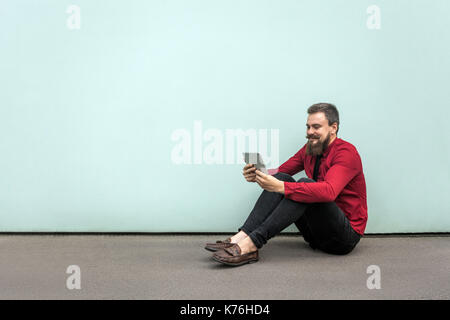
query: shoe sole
[{"left": 211, "top": 254, "right": 258, "bottom": 266}]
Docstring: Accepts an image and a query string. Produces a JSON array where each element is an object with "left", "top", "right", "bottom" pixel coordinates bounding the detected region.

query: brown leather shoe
[
  {"left": 204, "top": 237, "right": 234, "bottom": 252},
  {"left": 212, "top": 243, "right": 259, "bottom": 266}
]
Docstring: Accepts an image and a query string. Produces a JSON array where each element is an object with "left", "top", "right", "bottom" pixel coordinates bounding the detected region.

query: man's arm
[
  {"left": 283, "top": 146, "right": 361, "bottom": 202},
  {"left": 268, "top": 145, "right": 306, "bottom": 176}
]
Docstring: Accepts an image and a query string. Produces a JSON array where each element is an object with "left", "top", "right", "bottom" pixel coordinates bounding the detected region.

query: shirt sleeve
[
  {"left": 283, "top": 145, "right": 361, "bottom": 202},
  {"left": 267, "top": 146, "right": 306, "bottom": 176}
]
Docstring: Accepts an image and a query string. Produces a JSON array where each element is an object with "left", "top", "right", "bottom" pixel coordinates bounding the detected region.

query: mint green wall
[{"left": 1, "top": 0, "right": 449, "bottom": 233}]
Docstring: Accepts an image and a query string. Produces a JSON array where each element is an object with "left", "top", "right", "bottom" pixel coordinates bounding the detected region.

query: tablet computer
[{"left": 242, "top": 152, "right": 268, "bottom": 174}]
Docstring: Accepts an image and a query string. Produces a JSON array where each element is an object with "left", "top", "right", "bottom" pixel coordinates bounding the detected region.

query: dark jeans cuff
[
  {"left": 238, "top": 226, "right": 251, "bottom": 235},
  {"left": 248, "top": 232, "right": 263, "bottom": 249}
]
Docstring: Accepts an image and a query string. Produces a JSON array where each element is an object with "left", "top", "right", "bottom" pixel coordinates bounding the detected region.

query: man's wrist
[{"left": 278, "top": 181, "right": 285, "bottom": 194}]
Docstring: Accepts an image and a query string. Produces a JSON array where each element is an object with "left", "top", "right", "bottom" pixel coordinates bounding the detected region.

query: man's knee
[
  {"left": 273, "top": 172, "right": 296, "bottom": 182},
  {"left": 297, "top": 177, "right": 315, "bottom": 183}
]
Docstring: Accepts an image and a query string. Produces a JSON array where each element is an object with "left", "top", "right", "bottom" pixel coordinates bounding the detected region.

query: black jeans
[{"left": 238, "top": 172, "right": 362, "bottom": 255}]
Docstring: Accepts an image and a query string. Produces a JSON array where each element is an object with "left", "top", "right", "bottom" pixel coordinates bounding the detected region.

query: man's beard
[{"left": 306, "top": 132, "right": 331, "bottom": 156}]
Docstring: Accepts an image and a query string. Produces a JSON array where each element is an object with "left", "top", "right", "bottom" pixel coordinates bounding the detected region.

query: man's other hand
[{"left": 255, "top": 170, "right": 285, "bottom": 194}]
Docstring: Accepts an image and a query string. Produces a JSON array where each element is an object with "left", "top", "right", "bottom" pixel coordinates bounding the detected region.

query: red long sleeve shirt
[{"left": 268, "top": 137, "right": 368, "bottom": 235}]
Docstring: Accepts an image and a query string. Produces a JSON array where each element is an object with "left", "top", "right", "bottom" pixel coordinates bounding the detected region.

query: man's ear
[{"left": 331, "top": 122, "right": 338, "bottom": 134}]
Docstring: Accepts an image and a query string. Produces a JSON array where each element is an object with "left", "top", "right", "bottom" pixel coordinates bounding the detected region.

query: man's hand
[
  {"left": 243, "top": 163, "right": 257, "bottom": 182},
  {"left": 255, "top": 170, "right": 285, "bottom": 194}
]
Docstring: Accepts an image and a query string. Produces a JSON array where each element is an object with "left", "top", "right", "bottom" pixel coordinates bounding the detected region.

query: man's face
[{"left": 305, "top": 112, "right": 336, "bottom": 156}]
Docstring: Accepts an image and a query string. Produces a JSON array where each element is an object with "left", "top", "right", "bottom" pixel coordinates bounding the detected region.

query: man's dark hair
[{"left": 307, "top": 103, "right": 340, "bottom": 134}]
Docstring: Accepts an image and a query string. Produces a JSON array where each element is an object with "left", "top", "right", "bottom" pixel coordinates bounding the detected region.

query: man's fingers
[
  {"left": 256, "top": 179, "right": 265, "bottom": 189},
  {"left": 245, "top": 167, "right": 256, "bottom": 174},
  {"left": 243, "top": 167, "right": 256, "bottom": 175},
  {"left": 255, "top": 170, "right": 267, "bottom": 177},
  {"left": 244, "top": 164, "right": 255, "bottom": 171}
]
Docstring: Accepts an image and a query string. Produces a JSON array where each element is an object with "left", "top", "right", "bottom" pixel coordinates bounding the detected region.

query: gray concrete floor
[{"left": 0, "top": 234, "right": 449, "bottom": 299}]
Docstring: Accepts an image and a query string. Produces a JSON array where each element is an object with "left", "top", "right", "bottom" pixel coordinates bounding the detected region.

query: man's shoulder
[
  {"left": 333, "top": 138, "right": 362, "bottom": 162},
  {"left": 335, "top": 138, "right": 359, "bottom": 152}
]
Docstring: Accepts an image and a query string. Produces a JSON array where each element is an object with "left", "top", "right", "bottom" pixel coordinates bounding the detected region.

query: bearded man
[{"left": 205, "top": 103, "right": 368, "bottom": 267}]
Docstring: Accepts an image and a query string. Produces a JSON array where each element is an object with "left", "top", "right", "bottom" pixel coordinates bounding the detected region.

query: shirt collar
[{"left": 322, "top": 137, "right": 338, "bottom": 157}]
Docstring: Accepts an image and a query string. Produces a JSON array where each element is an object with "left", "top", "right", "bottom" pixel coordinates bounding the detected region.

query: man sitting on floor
[{"left": 205, "top": 103, "right": 368, "bottom": 266}]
